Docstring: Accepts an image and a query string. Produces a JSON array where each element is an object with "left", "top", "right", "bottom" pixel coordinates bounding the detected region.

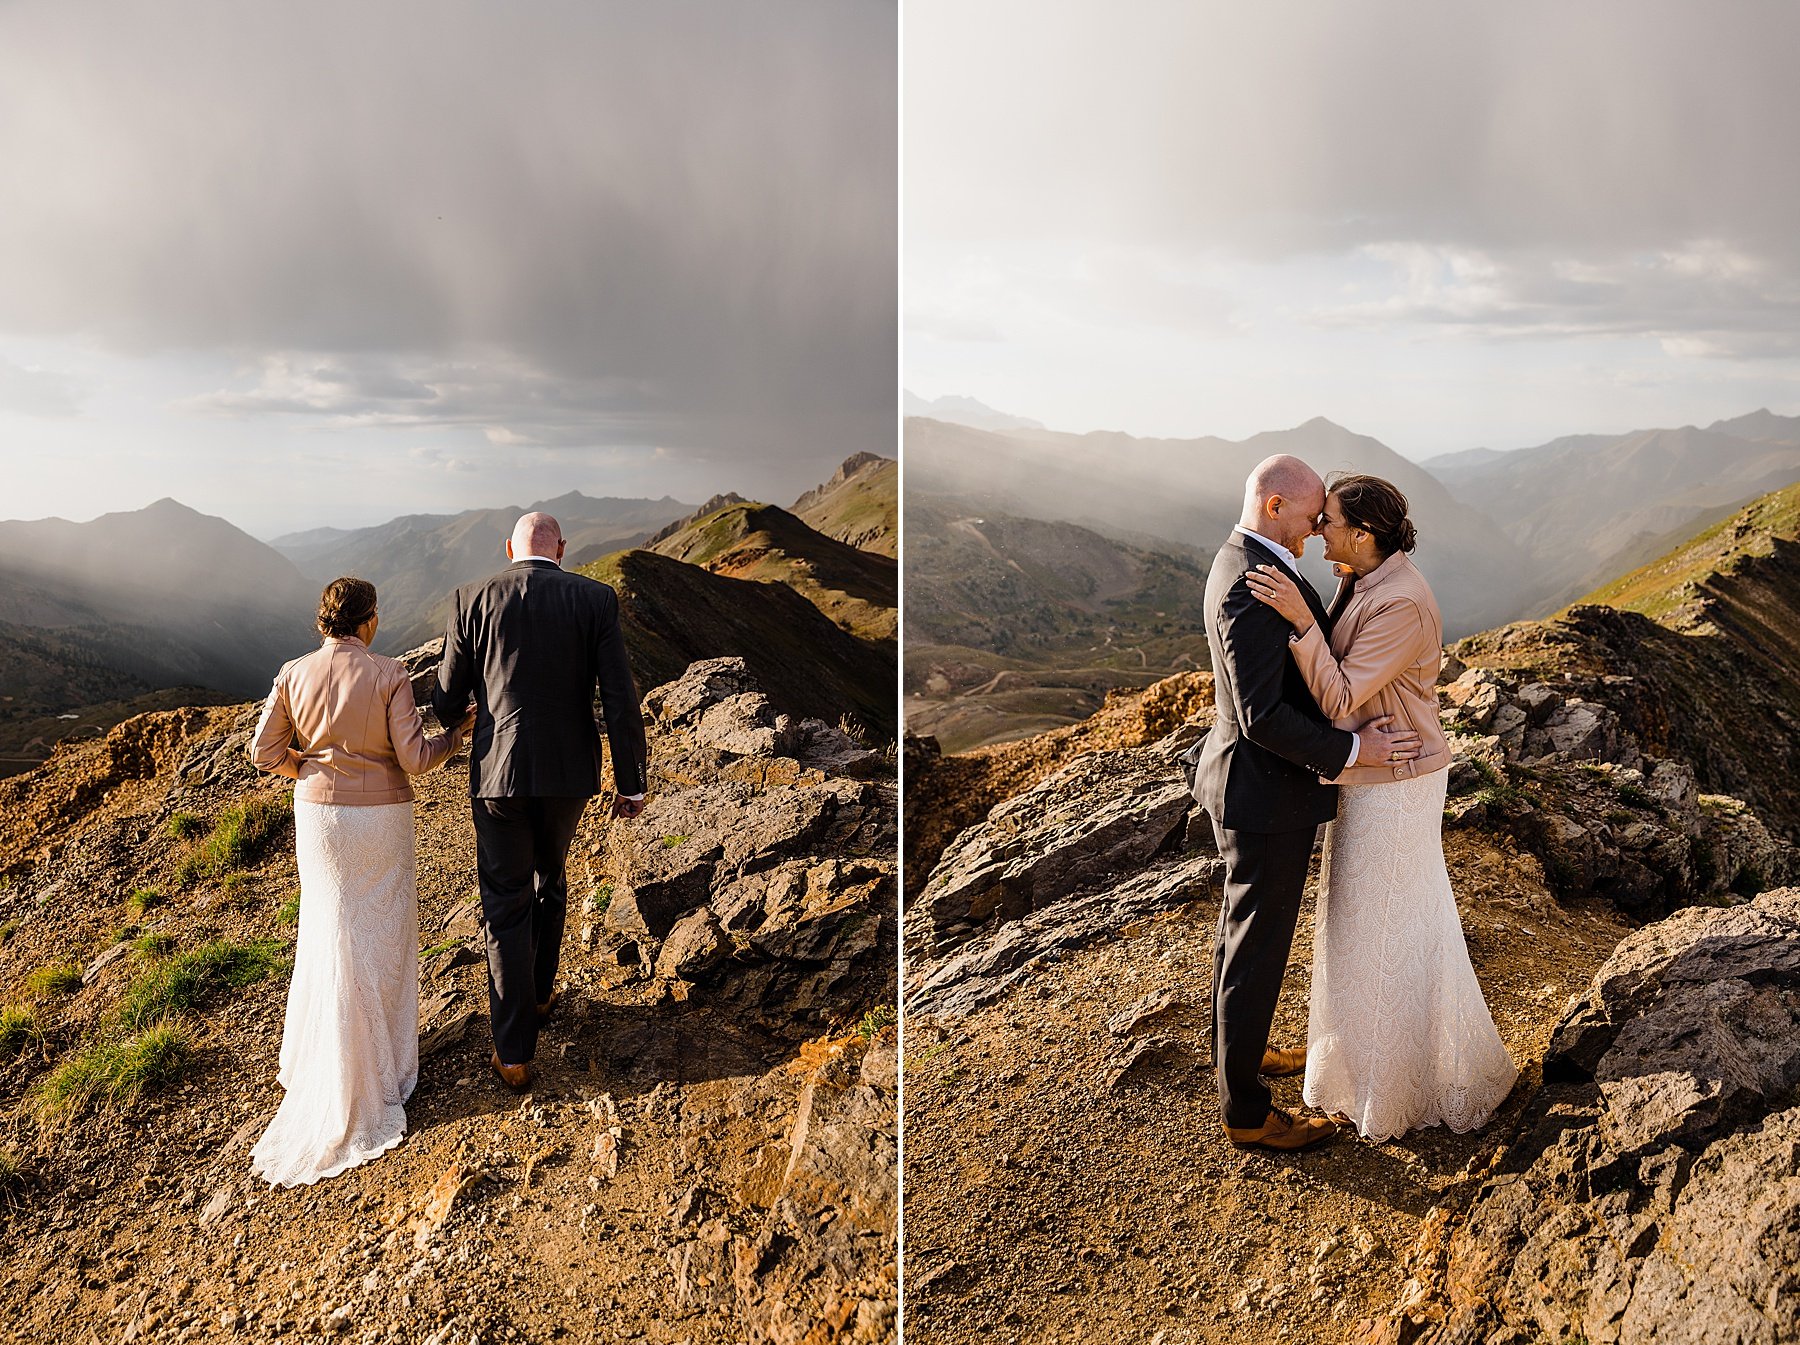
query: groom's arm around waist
[{"left": 1216, "top": 582, "right": 1355, "bottom": 777}]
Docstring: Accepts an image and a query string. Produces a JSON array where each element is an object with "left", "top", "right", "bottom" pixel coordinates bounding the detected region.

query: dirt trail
[{"left": 902, "top": 832, "right": 1630, "bottom": 1345}]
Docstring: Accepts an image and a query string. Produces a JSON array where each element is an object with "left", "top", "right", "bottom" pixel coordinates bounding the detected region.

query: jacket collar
[{"left": 1351, "top": 548, "right": 1411, "bottom": 595}]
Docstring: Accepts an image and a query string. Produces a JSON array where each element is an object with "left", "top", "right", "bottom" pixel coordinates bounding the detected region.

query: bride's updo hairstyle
[
  {"left": 317, "top": 577, "right": 379, "bottom": 639},
  {"left": 1327, "top": 473, "right": 1417, "bottom": 556}
]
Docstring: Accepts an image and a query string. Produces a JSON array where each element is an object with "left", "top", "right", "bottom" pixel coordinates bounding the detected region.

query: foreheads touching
[
  {"left": 1240, "top": 454, "right": 1325, "bottom": 553},
  {"left": 506, "top": 512, "right": 566, "bottom": 563}
]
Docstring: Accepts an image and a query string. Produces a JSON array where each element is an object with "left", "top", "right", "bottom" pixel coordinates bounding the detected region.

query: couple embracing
[
  {"left": 1192, "top": 456, "right": 1518, "bottom": 1151},
  {"left": 246, "top": 512, "right": 647, "bottom": 1186}
]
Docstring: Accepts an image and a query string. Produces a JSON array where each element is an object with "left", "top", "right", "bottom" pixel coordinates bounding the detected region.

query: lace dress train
[
  {"left": 1303, "top": 769, "right": 1518, "bottom": 1141},
  {"left": 251, "top": 800, "right": 419, "bottom": 1186}
]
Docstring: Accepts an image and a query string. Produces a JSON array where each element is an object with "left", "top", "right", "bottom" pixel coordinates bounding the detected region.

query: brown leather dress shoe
[
  {"left": 537, "top": 990, "right": 560, "bottom": 1022},
  {"left": 1260, "top": 1046, "right": 1307, "bottom": 1077},
  {"left": 491, "top": 1051, "right": 531, "bottom": 1092},
  {"left": 1224, "top": 1107, "right": 1336, "bottom": 1151}
]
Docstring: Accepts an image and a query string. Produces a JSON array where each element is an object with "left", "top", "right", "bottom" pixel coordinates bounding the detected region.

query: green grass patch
[
  {"left": 24, "top": 963, "right": 82, "bottom": 997},
  {"left": 857, "top": 1005, "right": 896, "bottom": 1040},
  {"left": 0, "top": 1004, "right": 43, "bottom": 1055},
  {"left": 661, "top": 835, "right": 689, "bottom": 848},
  {"left": 592, "top": 882, "right": 614, "bottom": 915},
  {"left": 165, "top": 811, "right": 206, "bottom": 841},
  {"left": 0, "top": 1146, "right": 24, "bottom": 1192},
  {"left": 131, "top": 932, "right": 177, "bottom": 959},
  {"left": 419, "top": 939, "right": 461, "bottom": 960},
  {"left": 176, "top": 796, "right": 291, "bottom": 885},
  {"left": 125, "top": 887, "right": 163, "bottom": 918},
  {"left": 31, "top": 1020, "right": 195, "bottom": 1121},
  {"left": 276, "top": 893, "right": 302, "bottom": 925},
  {"left": 1616, "top": 783, "right": 1657, "bottom": 810},
  {"left": 113, "top": 939, "right": 286, "bottom": 1032},
  {"left": 1604, "top": 810, "right": 1636, "bottom": 826},
  {"left": 0, "top": 920, "right": 17, "bottom": 944}
]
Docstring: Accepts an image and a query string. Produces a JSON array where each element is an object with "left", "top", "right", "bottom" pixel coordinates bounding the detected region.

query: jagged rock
[
  {"left": 1107, "top": 988, "right": 1183, "bottom": 1037},
  {"left": 574, "top": 657, "right": 898, "bottom": 1031},
  {"left": 397, "top": 639, "right": 445, "bottom": 707},
  {"left": 906, "top": 854, "right": 1220, "bottom": 1017},
  {"left": 1440, "top": 668, "right": 1505, "bottom": 731},
  {"left": 655, "top": 909, "right": 729, "bottom": 983},
  {"left": 420, "top": 939, "right": 481, "bottom": 982},
  {"left": 1105, "top": 1034, "right": 1187, "bottom": 1091},
  {"left": 913, "top": 744, "right": 1194, "bottom": 956},
  {"left": 1547, "top": 887, "right": 1800, "bottom": 1078},
  {"left": 1383, "top": 888, "right": 1800, "bottom": 1345}
]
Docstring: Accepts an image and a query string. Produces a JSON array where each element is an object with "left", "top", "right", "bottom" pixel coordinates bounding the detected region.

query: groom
[
  {"left": 433, "top": 511, "right": 649, "bottom": 1090},
  {"left": 1192, "top": 455, "right": 1421, "bottom": 1150}
]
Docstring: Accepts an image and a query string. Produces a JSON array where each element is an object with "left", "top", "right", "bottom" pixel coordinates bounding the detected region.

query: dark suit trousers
[
  {"left": 1210, "top": 819, "right": 1315, "bottom": 1129},
  {"left": 472, "top": 796, "right": 588, "bottom": 1064}
]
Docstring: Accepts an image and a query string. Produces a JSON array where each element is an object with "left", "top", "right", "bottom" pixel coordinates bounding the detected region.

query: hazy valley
[
  {"left": 1, "top": 455, "right": 897, "bottom": 776},
  {"left": 904, "top": 401, "right": 1800, "bottom": 754}
]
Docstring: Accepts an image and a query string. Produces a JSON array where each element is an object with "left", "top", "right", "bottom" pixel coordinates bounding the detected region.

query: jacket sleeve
[
  {"left": 431, "top": 588, "right": 474, "bottom": 725},
  {"left": 1289, "top": 596, "right": 1431, "bottom": 721},
  {"left": 248, "top": 668, "right": 303, "bottom": 779},
  {"left": 1217, "top": 578, "right": 1357, "bottom": 775},
  {"left": 387, "top": 668, "right": 460, "bottom": 775},
  {"left": 593, "top": 585, "right": 649, "bottom": 797}
]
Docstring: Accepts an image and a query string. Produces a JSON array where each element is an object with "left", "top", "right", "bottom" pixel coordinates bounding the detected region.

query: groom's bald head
[
  {"left": 1239, "top": 454, "right": 1326, "bottom": 555},
  {"left": 506, "top": 512, "right": 566, "bottom": 563}
]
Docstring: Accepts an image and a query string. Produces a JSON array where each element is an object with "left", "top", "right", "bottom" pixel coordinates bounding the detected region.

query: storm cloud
[{"left": 0, "top": 0, "right": 894, "bottom": 494}]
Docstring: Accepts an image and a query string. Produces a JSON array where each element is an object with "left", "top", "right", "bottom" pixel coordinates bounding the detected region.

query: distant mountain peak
[
  {"left": 904, "top": 390, "right": 1046, "bottom": 433},
  {"left": 644, "top": 493, "right": 753, "bottom": 547}
]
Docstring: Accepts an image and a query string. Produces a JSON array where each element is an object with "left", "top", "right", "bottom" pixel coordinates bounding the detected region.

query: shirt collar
[
  {"left": 1233, "top": 525, "right": 1301, "bottom": 575},
  {"left": 513, "top": 554, "right": 562, "bottom": 567}
]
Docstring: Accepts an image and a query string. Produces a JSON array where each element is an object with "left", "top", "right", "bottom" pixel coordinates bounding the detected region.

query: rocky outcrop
[
  {"left": 592, "top": 658, "right": 897, "bottom": 1035},
  {"left": 910, "top": 738, "right": 1198, "bottom": 960},
  {"left": 1439, "top": 666, "right": 1795, "bottom": 915},
  {"left": 1364, "top": 888, "right": 1800, "bottom": 1345},
  {"left": 905, "top": 728, "right": 1217, "bottom": 1016},
  {"left": 903, "top": 671, "right": 1214, "bottom": 892}
]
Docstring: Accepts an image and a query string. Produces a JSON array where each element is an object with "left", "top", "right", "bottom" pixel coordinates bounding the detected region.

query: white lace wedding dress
[
  {"left": 1303, "top": 769, "right": 1518, "bottom": 1141},
  {"left": 251, "top": 800, "right": 420, "bottom": 1186}
]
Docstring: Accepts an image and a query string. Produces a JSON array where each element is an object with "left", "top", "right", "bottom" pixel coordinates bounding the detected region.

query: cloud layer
[
  {"left": 0, "top": 0, "right": 895, "bottom": 469},
  {"left": 909, "top": 0, "right": 1800, "bottom": 368}
]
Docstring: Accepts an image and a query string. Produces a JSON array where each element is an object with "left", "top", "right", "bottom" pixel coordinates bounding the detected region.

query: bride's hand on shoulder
[{"left": 1245, "top": 564, "right": 1313, "bottom": 631}]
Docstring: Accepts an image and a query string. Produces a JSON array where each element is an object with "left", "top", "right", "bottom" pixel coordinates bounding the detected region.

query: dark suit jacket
[
  {"left": 431, "top": 559, "right": 648, "bottom": 799},
  {"left": 1191, "top": 532, "right": 1357, "bottom": 833}
]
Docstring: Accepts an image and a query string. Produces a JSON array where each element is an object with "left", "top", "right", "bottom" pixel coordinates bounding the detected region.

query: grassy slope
[
  {"left": 645, "top": 502, "right": 896, "bottom": 643},
  {"left": 579, "top": 549, "right": 895, "bottom": 740}
]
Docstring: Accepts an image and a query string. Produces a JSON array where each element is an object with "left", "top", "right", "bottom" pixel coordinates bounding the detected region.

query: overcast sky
[
  {"left": 906, "top": 1, "right": 1800, "bottom": 459},
  {"left": 0, "top": 0, "right": 894, "bottom": 537}
]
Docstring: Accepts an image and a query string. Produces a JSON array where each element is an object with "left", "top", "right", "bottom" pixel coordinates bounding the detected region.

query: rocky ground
[
  {"left": 1360, "top": 887, "right": 1800, "bottom": 1344},
  {"left": 0, "top": 658, "right": 897, "bottom": 1345},
  {"left": 903, "top": 660, "right": 1794, "bottom": 1344}
]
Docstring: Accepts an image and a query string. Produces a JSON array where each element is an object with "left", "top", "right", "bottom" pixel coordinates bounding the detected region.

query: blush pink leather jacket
[
  {"left": 249, "top": 636, "right": 463, "bottom": 805},
  {"left": 1288, "top": 550, "right": 1453, "bottom": 787}
]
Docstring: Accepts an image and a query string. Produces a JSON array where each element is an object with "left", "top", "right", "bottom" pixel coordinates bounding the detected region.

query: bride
[
  {"left": 1245, "top": 474, "right": 1517, "bottom": 1141},
  {"left": 247, "top": 577, "right": 471, "bottom": 1185}
]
